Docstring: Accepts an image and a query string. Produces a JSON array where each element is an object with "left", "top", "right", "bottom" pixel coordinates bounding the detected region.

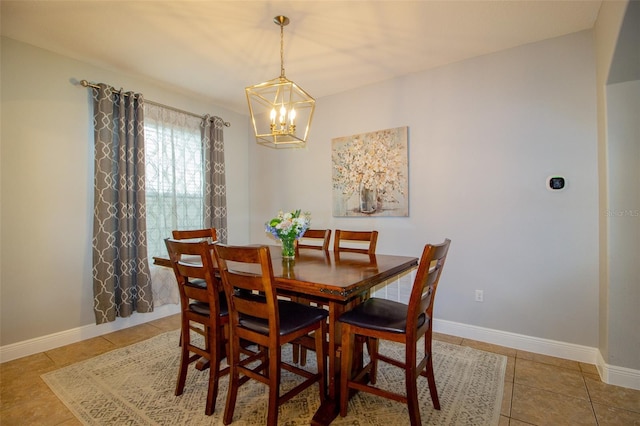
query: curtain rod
[{"left": 80, "top": 80, "right": 230, "bottom": 127}]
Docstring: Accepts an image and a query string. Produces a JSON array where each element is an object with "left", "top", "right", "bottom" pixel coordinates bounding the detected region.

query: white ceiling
[{"left": 1, "top": 1, "right": 603, "bottom": 113}]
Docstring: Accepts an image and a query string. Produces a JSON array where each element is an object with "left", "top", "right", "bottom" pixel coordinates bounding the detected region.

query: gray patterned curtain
[
  {"left": 202, "top": 115, "right": 228, "bottom": 243},
  {"left": 92, "top": 83, "right": 153, "bottom": 324}
]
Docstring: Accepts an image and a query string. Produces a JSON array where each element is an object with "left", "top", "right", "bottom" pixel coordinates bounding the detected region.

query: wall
[
  {"left": 249, "top": 31, "right": 600, "bottom": 350},
  {"left": 0, "top": 37, "right": 251, "bottom": 349},
  {"left": 606, "top": 79, "right": 640, "bottom": 372},
  {"left": 594, "top": 0, "right": 640, "bottom": 388}
]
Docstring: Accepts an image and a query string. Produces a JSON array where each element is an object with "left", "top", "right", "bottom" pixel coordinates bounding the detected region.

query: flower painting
[{"left": 332, "top": 126, "right": 408, "bottom": 217}]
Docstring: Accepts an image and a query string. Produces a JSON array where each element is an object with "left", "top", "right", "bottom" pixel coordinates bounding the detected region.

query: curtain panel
[
  {"left": 92, "top": 84, "right": 154, "bottom": 324},
  {"left": 202, "top": 115, "right": 228, "bottom": 244}
]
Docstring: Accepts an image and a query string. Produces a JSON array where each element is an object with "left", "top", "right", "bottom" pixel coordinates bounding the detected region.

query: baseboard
[
  {"left": 0, "top": 304, "right": 181, "bottom": 363},
  {"left": 3, "top": 306, "right": 638, "bottom": 391},
  {"left": 434, "top": 318, "right": 640, "bottom": 390},
  {"left": 596, "top": 351, "right": 640, "bottom": 390}
]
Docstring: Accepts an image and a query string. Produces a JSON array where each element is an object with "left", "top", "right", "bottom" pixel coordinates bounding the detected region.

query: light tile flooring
[{"left": 1, "top": 314, "right": 639, "bottom": 425}]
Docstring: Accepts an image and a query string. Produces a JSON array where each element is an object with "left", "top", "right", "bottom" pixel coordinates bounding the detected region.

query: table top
[
  {"left": 273, "top": 249, "right": 417, "bottom": 301},
  {"left": 154, "top": 245, "right": 418, "bottom": 303}
]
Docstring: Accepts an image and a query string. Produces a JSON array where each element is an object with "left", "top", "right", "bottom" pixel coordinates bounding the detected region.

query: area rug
[{"left": 42, "top": 330, "right": 506, "bottom": 425}]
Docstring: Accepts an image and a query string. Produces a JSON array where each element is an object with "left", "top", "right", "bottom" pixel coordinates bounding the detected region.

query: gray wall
[
  {"left": 0, "top": 37, "right": 251, "bottom": 346},
  {"left": 606, "top": 79, "right": 640, "bottom": 370},
  {"left": 594, "top": 0, "right": 640, "bottom": 376},
  {"left": 249, "top": 31, "right": 600, "bottom": 347}
]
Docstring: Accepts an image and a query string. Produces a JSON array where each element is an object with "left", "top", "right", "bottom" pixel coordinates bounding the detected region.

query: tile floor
[{"left": 1, "top": 314, "right": 639, "bottom": 425}]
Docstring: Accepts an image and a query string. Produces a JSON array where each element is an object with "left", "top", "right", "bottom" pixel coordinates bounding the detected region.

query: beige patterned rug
[{"left": 42, "top": 330, "right": 506, "bottom": 425}]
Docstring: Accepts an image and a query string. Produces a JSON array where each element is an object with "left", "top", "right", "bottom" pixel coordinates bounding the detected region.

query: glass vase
[
  {"left": 359, "top": 184, "right": 378, "bottom": 214},
  {"left": 281, "top": 237, "right": 296, "bottom": 260}
]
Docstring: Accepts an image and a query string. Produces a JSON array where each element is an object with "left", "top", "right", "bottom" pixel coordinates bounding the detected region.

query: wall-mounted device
[{"left": 547, "top": 176, "right": 566, "bottom": 191}]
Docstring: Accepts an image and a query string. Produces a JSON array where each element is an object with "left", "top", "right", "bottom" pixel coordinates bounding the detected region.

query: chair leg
[
  {"left": 292, "top": 343, "right": 300, "bottom": 364},
  {"left": 368, "top": 337, "right": 379, "bottom": 384},
  {"left": 423, "top": 331, "right": 440, "bottom": 409},
  {"left": 315, "top": 321, "right": 327, "bottom": 402},
  {"left": 339, "top": 324, "right": 355, "bottom": 417},
  {"left": 300, "top": 346, "right": 308, "bottom": 366},
  {"left": 267, "top": 346, "right": 281, "bottom": 426},
  {"left": 406, "top": 369, "right": 421, "bottom": 426},
  {"left": 175, "top": 327, "right": 190, "bottom": 396},
  {"left": 205, "top": 329, "right": 222, "bottom": 416},
  {"left": 425, "top": 354, "right": 440, "bottom": 410},
  {"left": 405, "top": 343, "right": 421, "bottom": 426},
  {"left": 223, "top": 338, "right": 241, "bottom": 425}
]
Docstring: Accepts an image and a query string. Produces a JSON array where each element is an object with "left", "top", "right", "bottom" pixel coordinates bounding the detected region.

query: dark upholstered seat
[
  {"left": 338, "top": 239, "right": 451, "bottom": 426},
  {"left": 213, "top": 244, "right": 328, "bottom": 426},
  {"left": 164, "top": 238, "right": 229, "bottom": 416},
  {"left": 338, "top": 297, "right": 426, "bottom": 333},
  {"left": 239, "top": 299, "right": 327, "bottom": 336}
]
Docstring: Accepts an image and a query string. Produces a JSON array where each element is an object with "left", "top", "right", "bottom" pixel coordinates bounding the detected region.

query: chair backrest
[
  {"left": 298, "top": 229, "right": 331, "bottom": 251},
  {"left": 406, "top": 239, "right": 451, "bottom": 335},
  {"left": 213, "top": 244, "right": 280, "bottom": 335},
  {"left": 172, "top": 228, "right": 217, "bottom": 242},
  {"left": 164, "top": 238, "right": 222, "bottom": 310},
  {"left": 333, "top": 230, "right": 378, "bottom": 255}
]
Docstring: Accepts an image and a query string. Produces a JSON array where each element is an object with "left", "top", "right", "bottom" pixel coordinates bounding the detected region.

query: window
[{"left": 144, "top": 104, "right": 205, "bottom": 260}]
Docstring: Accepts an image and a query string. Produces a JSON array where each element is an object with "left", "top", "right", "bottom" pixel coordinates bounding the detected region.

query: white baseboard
[
  {"left": 3, "top": 305, "right": 638, "bottom": 391},
  {"left": 0, "top": 304, "right": 181, "bottom": 363},
  {"left": 434, "top": 318, "right": 640, "bottom": 390},
  {"left": 596, "top": 351, "right": 640, "bottom": 390}
]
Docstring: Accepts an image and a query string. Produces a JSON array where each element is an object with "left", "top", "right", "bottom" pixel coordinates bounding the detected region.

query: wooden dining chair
[
  {"left": 334, "top": 229, "right": 378, "bottom": 255},
  {"left": 295, "top": 229, "right": 378, "bottom": 366},
  {"left": 164, "top": 238, "right": 229, "bottom": 416},
  {"left": 338, "top": 239, "right": 451, "bottom": 426},
  {"left": 171, "top": 228, "right": 219, "bottom": 347},
  {"left": 213, "top": 244, "right": 328, "bottom": 426},
  {"left": 292, "top": 228, "right": 331, "bottom": 363},
  {"left": 172, "top": 227, "right": 217, "bottom": 242},
  {"left": 297, "top": 228, "right": 331, "bottom": 251}
]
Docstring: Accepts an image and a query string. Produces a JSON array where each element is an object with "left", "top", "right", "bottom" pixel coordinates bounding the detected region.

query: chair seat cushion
[
  {"left": 186, "top": 278, "right": 207, "bottom": 289},
  {"left": 338, "top": 298, "right": 425, "bottom": 334},
  {"left": 189, "top": 291, "right": 228, "bottom": 316},
  {"left": 239, "top": 301, "right": 328, "bottom": 336}
]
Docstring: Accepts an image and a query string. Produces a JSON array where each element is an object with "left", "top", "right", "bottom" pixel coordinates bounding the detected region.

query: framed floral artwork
[{"left": 332, "top": 126, "right": 409, "bottom": 217}]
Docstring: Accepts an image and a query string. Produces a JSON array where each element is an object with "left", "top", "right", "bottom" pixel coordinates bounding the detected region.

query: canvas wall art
[{"left": 332, "top": 126, "right": 409, "bottom": 217}]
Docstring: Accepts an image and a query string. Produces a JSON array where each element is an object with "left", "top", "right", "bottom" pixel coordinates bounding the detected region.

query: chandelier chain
[{"left": 280, "top": 21, "right": 285, "bottom": 78}]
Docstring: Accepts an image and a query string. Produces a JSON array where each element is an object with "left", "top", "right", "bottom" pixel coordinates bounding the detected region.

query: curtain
[
  {"left": 202, "top": 115, "right": 228, "bottom": 244},
  {"left": 92, "top": 84, "right": 154, "bottom": 324},
  {"left": 143, "top": 105, "right": 205, "bottom": 260},
  {"left": 144, "top": 107, "right": 228, "bottom": 306}
]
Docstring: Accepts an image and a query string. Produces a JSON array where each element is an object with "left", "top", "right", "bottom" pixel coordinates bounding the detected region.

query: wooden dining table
[{"left": 154, "top": 245, "right": 418, "bottom": 425}]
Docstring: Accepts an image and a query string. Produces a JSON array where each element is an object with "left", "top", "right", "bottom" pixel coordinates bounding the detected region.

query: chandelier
[{"left": 246, "top": 16, "right": 315, "bottom": 149}]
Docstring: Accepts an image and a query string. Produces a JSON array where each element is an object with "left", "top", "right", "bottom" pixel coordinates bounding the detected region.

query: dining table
[{"left": 154, "top": 245, "right": 418, "bottom": 425}]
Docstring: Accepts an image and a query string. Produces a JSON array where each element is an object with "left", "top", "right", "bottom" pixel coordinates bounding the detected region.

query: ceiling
[{"left": 1, "top": 1, "right": 603, "bottom": 114}]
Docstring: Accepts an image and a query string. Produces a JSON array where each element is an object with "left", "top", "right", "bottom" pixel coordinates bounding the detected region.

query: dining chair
[
  {"left": 164, "top": 238, "right": 229, "bottom": 416},
  {"left": 291, "top": 228, "right": 331, "bottom": 363},
  {"left": 333, "top": 229, "right": 378, "bottom": 255},
  {"left": 295, "top": 229, "right": 378, "bottom": 366},
  {"left": 213, "top": 244, "right": 328, "bottom": 426},
  {"left": 171, "top": 228, "right": 219, "bottom": 348},
  {"left": 297, "top": 228, "right": 331, "bottom": 251},
  {"left": 337, "top": 239, "right": 451, "bottom": 426},
  {"left": 172, "top": 227, "right": 218, "bottom": 242}
]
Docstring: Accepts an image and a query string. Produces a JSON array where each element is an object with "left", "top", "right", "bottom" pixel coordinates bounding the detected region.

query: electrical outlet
[{"left": 475, "top": 290, "right": 484, "bottom": 302}]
